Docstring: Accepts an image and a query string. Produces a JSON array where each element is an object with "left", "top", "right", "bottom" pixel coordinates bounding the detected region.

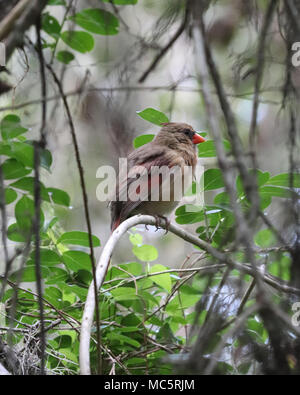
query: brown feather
[{"left": 110, "top": 122, "right": 201, "bottom": 231}]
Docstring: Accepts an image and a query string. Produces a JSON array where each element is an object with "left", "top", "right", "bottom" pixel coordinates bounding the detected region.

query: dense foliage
[{"left": 0, "top": 0, "right": 300, "bottom": 375}]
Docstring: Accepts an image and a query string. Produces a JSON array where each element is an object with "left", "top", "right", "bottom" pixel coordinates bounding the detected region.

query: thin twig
[
  {"left": 221, "top": 277, "right": 256, "bottom": 331},
  {"left": 138, "top": 3, "right": 191, "bottom": 83},
  {"left": 0, "top": 85, "right": 282, "bottom": 113}
]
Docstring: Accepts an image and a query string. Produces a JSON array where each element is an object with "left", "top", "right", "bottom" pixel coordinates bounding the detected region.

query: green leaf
[
  {"left": 198, "top": 140, "right": 216, "bottom": 157},
  {"left": 61, "top": 31, "right": 94, "bottom": 53},
  {"left": 70, "top": 9, "right": 119, "bottom": 35},
  {"left": 47, "top": 188, "right": 70, "bottom": 206},
  {"left": 56, "top": 50, "right": 75, "bottom": 64},
  {"left": 10, "top": 177, "right": 50, "bottom": 202},
  {"left": 57, "top": 231, "right": 100, "bottom": 247},
  {"left": 214, "top": 191, "right": 230, "bottom": 206},
  {"left": 0, "top": 141, "right": 34, "bottom": 167},
  {"left": 44, "top": 287, "right": 62, "bottom": 308},
  {"left": 268, "top": 255, "right": 290, "bottom": 281},
  {"left": 45, "top": 267, "right": 69, "bottom": 284},
  {"left": 45, "top": 217, "right": 59, "bottom": 231},
  {"left": 1, "top": 158, "right": 31, "bottom": 179},
  {"left": 266, "top": 173, "right": 300, "bottom": 188},
  {"left": 60, "top": 283, "right": 88, "bottom": 300},
  {"left": 166, "top": 293, "right": 199, "bottom": 313},
  {"left": 1, "top": 115, "right": 27, "bottom": 140},
  {"left": 30, "top": 248, "right": 61, "bottom": 266},
  {"left": 176, "top": 204, "right": 226, "bottom": 226},
  {"left": 101, "top": 0, "right": 138, "bottom": 4},
  {"left": 119, "top": 262, "right": 143, "bottom": 276},
  {"left": 175, "top": 204, "right": 204, "bottom": 225},
  {"left": 40, "top": 148, "right": 53, "bottom": 171},
  {"left": 133, "top": 134, "right": 155, "bottom": 149},
  {"left": 19, "top": 140, "right": 52, "bottom": 171},
  {"left": 107, "top": 332, "right": 140, "bottom": 348},
  {"left": 203, "top": 169, "right": 224, "bottom": 191},
  {"left": 150, "top": 264, "right": 172, "bottom": 293},
  {"left": 198, "top": 139, "right": 231, "bottom": 158},
  {"left": 11, "top": 266, "right": 49, "bottom": 282},
  {"left": 48, "top": 0, "right": 66, "bottom": 5},
  {"left": 15, "top": 196, "right": 44, "bottom": 233},
  {"left": 237, "top": 170, "right": 270, "bottom": 195},
  {"left": 259, "top": 195, "right": 272, "bottom": 210},
  {"left": 105, "top": 262, "right": 143, "bottom": 282},
  {"left": 22, "top": 140, "right": 52, "bottom": 171},
  {"left": 257, "top": 171, "right": 270, "bottom": 186},
  {"left": 247, "top": 318, "right": 264, "bottom": 340},
  {"left": 126, "top": 358, "right": 145, "bottom": 367},
  {"left": 254, "top": 229, "right": 276, "bottom": 248},
  {"left": 5, "top": 188, "right": 17, "bottom": 204},
  {"left": 259, "top": 186, "right": 291, "bottom": 198},
  {"left": 42, "top": 13, "right": 61, "bottom": 39},
  {"left": 62, "top": 250, "right": 91, "bottom": 272},
  {"left": 136, "top": 108, "right": 169, "bottom": 126},
  {"left": 7, "top": 223, "right": 26, "bottom": 242},
  {"left": 10, "top": 142, "right": 34, "bottom": 167},
  {"left": 111, "top": 287, "right": 139, "bottom": 301},
  {"left": 74, "top": 269, "right": 92, "bottom": 285},
  {"left": 129, "top": 233, "right": 143, "bottom": 246},
  {"left": 58, "top": 348, "right": 78, "bottom": 363},
  {"left": 121, "top": 313, "right": 142, "bottom": 327},
  {"left": 132, "top": 244, "right": 158, "bottom": 262}
]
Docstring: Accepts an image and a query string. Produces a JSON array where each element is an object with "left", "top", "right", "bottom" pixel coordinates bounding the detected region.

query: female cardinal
[{"left": 110, "top": 122, "right": 205, "bottom": 231}]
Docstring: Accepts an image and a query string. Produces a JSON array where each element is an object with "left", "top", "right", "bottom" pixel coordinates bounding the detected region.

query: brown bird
[{"left": 110, "top": 122, "right": 205, "bottom": 231}]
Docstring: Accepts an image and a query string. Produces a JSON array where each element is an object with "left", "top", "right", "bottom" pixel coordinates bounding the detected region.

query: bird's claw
[
  {"left": 163, "top": 217, "right": 171, "bottom": 235},
  {"left": 154, "top": 215, "right": 160, "bottom": 232},
  {"left": 153, "top": 215, "right": 170, "bottom": 234}
]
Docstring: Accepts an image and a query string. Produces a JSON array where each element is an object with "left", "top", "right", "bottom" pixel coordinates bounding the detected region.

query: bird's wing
[{"left": 110, "top": 143, "right": 185, "bottom": 230}]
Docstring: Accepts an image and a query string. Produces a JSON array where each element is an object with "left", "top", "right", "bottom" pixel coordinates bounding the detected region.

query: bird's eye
[{"left": 183, "top": 129, "right": 194, "bottom": 139}]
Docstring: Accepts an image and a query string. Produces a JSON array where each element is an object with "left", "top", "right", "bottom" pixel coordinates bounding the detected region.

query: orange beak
[{"left": 192, "top": 133, "right": 206, "bottom": 144}]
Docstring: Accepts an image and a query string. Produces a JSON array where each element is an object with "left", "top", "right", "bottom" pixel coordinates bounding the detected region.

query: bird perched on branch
[{"left": 110, "top": 122, "right": 205, "bottom": 231}]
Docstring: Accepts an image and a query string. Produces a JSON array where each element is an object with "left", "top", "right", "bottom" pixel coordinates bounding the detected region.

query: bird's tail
[{"left": 111, "top": 217, "right": 121, "bottom": 233}]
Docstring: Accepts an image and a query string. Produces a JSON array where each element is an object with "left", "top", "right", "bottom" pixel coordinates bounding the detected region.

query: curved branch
[{"left": 79, "top": 214, "right": 300, "bottom": 375}]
